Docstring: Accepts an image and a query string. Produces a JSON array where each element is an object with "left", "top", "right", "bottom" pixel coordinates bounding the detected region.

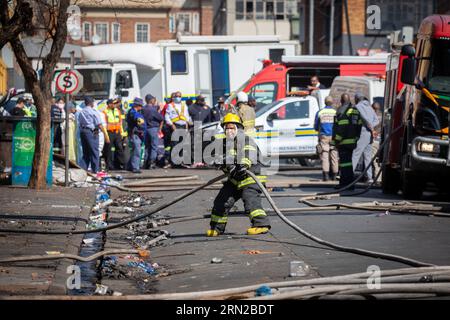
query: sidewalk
[{"left": 0, "top": 185, "right": 94, "bottom": 295}]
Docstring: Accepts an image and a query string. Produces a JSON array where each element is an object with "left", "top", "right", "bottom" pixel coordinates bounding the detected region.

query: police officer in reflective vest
[
  {"left": 103, "top": 98, "right": 125, "bottom": 170},
  {"left": 314, "top": 96, "right": 338, "bottom": 181},
  {"left": 206, "top": 113, "right": 271, "bottom": 237},
  {"left": 332, "top": 93, "right": 363, "bottom": 191}
]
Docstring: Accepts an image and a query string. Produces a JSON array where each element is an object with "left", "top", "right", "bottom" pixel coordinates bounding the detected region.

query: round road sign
[{"left": 55, "top": 69, "right": 83, "bottom": 95}]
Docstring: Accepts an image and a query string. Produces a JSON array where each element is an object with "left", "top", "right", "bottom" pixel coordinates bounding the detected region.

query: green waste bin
[{"left": 11, "top": 118, "right": 53, "bottom": 186}]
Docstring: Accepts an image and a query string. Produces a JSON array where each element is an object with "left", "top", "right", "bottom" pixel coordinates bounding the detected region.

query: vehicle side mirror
[
  {"left": 401, "top": 57, "right": 416, "bottom": 85},
  {"left": 267, "top": 113, "right": 278, "bottom": 122}
]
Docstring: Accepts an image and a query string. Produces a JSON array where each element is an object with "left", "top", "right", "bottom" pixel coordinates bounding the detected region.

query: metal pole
[
  {"left": 343, "top": 0, "right": 353, "bottom": 55},
  {"left": 64, "top": 51, "right": 75, "bottom": 187},
  {"left": 309, "top": 0, "right": 314, "bottom": 55},
  {"left": 329, "top": 0, "right": 335, "bottom": 55}
]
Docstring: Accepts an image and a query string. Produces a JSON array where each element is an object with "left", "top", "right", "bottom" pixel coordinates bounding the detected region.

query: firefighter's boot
[
  {"left": 206, "top": 229, "right": 220, "bottom": 237},
  {"left": 247, "top": 227, "right": 269, "bottom": 235}
]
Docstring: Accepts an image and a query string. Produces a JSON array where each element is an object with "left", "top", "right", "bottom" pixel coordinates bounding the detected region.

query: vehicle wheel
[
  {"left": 381, "top": 164, "right": 400, "bottom": 194},
  {"left": 400, "top": 157, "right": 423, "bottom": 200},
  {"left": 299, "top": 158, "right": 317, "bottom": 167}
]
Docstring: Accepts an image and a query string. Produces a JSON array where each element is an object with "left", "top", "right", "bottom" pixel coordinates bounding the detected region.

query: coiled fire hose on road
[{"left": 245, "top": 170, "right": 434, "bottom": 267}]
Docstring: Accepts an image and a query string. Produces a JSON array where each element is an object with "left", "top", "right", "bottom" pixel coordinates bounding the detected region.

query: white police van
[
  {"left": 253, "top": 95, "right": 320, "bottom": 159},
  {"left": 204, "top": 93, "right": 322, "bottom": 162}
]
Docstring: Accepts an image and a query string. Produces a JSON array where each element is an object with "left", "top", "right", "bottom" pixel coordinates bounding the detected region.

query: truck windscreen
[
  {"left": 74, "top": 69, "right": 112, "bottom": 100},
  {"left": 428, "top": 39, "right": 450, "bottom": 95}
]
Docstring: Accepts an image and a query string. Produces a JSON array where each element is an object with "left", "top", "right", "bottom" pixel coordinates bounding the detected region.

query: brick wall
[
  {"left": 70, "top": 6, "right": 214, "bottom": 46},
  {"left": 200, "top": 5, "right": 213, "bottom": 35}
]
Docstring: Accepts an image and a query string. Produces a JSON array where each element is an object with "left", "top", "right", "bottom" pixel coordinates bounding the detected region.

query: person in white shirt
[{"left": 164, "top": 91, "right": 192, "bottom": 167}]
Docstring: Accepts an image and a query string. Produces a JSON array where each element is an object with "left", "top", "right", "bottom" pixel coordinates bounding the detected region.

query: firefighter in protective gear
[
  {"left": 236, "top": 91, "right": 256, "bottom": 134},
  {"left": 206, "top": 113, "right": 271, "bottom": 237},
  {"left": 332, "top": 93, "right": 363, "bottom": 191},
  {"left": 103, "top": 98, "right": 125, "bottom": 170}
]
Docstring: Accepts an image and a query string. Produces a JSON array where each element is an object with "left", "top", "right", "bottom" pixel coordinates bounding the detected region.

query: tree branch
[
  {"left": 0, "top": 1, "right": 33, "bottom": 49},
  {"left": 40, "top": 0, "right": 70, "bottom": 94}
]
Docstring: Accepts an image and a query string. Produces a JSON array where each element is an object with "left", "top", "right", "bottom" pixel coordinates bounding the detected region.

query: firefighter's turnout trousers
[
  {"left": 209, "top": 131, "right": 270, "bottom": 234},
  {"left": 210, "top": 181, "right": 270, "bottom": 234}
]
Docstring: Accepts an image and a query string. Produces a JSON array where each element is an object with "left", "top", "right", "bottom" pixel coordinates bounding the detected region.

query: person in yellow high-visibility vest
[{"left": 103, "top": 98, "right": 125, "bottom": 170}]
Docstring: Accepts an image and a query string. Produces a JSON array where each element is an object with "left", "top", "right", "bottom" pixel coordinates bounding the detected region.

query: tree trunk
[{"left": 10, "top": 0, "right": 69, "bottom": 189}]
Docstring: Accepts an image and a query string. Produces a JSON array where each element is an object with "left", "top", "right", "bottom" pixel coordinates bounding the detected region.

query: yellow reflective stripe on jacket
[
  {"left": 231, "top": 175, "right": 268, "bottom": 189},
  {"left": 334, "top": 134, "right": 343, "bottom": 141},
  {"left": 337, "top": 119, "right": 349, "bottom": 125},
  {"left": 249, "top": 209, "right": 267, "bottom": 219},
  {"left": 243, "top": 119, "right": 255, "bottom": 126},
  {"left": 243, "top": 145, "right": 257, "bottom": 151},
  {"left": 241, "top": 157, "right": 252, "bottom": 167},
  {"left": 214, "top": 133, "right": 226, "bottom": 139},
  {"left": 341, "top": 138, "right": 358, "bottom": 145},
  {"left": 211, "top": 214, "right": 228, "bottom": 224}
]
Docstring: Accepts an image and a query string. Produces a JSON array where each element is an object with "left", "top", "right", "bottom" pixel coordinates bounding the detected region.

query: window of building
[
  {"left": 94, "top": 23, "right": 108, "bottom": 44},
  {"left": 255, "top": 0, "right": 264, "bottom": 19},
  {"left": 265, "top": 1, "right": 274, "bottom": 19},
  {"left": 236, "top": 1, "right": 244, "bottom": 20},
  {"left": 236, "top": 0, "right": 293, "bottom": 21},
  {"left": 135, "top": 23, "right": 150, "bottom": 43},
  {"left": 365, "top": 0, "right": 434, "bottom": 35},
  {"left": 246, "top": 1, "right": 254, "bottom": 19},
  {"left": 171, "top": 50, "right": 188, "bottom": 74},
  {"left": 192, "top": 12, "right": 200, "bottom": 34},
  {"left": 177, "top": 13, "right": 191, "bottom": 33},
  {"left": 276, "top": 0, "right": 285, "bottom": 20},
  {"left": 169, "top": 14, "right": 176, "bottom": 33},
  {"left": 112, "top": 23, "right": 120, "bottom": 43},
  {"left": 83, "top": 22, "right": 91, "bottom": 43}
]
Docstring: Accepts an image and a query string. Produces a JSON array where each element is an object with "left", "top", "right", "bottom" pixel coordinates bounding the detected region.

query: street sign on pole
[{"left": 55, "top": 69, "right": 83, "bottom": 95}]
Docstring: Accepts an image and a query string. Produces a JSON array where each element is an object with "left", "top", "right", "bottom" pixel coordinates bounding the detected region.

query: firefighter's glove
[{"left": 231, "top": 164, "right": 247, "bottom": 180}]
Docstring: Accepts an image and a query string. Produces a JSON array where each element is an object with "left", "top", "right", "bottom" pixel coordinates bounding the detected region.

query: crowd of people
[
  {"left": 4, "top": 91, "right": 245, "bottom": 174},
  {"left": 314, "top": 92, "right": 382, "bottom": 189}
]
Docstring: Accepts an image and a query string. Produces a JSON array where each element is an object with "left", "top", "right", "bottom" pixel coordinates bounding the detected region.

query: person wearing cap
[
  {"left": 143, "top": 94, "right": 164, "bottom": 169},
  {"left": 189, "top": 95, "right": 212, "bottom": 125},
  {"left": 78, "top": 96, "right": 109, "bottom": 173},
  {"left": 205, "top": 113, "right": 271, "bottom": 237},
  {"left": 236, "top": 91, "right": 255, "bottom": 134},
  {"left": 352, "top": 92, "right": 379, "bottom": 183},
  {"left": 126, "top": 97, "right": 146, "bottom": 173},
  {"left": 103, "top": 98, "right": 125, "bottom": 170},
  {"left": 212, "top": 96, "right": 225, "bottom": 121}
]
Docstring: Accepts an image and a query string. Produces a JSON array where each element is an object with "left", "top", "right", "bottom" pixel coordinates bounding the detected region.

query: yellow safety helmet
[{"left": 221, "top": 113, "right": 243, "bottom": 128}]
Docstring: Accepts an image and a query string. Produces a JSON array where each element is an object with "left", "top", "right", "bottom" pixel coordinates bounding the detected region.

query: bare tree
[{"left": 0, "top": 0, "right": 70, "bottom": 189}]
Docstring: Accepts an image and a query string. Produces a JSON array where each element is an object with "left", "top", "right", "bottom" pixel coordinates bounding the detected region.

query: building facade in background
[
  {"left": 71, "top": 0, "right": 213, "bottom": 46},
  {"left": 214, "top": 0, "right": 450, "bottom": 55}
]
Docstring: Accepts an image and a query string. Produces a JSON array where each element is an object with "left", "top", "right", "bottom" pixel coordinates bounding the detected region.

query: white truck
[{"left": 59, "top": 35, "right": 298, "bottom": 108}]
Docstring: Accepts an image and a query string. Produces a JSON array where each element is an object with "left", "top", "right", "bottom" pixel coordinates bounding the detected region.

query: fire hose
[{"left": 0, "top": 169, "right": 435, "bottom": 267}]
